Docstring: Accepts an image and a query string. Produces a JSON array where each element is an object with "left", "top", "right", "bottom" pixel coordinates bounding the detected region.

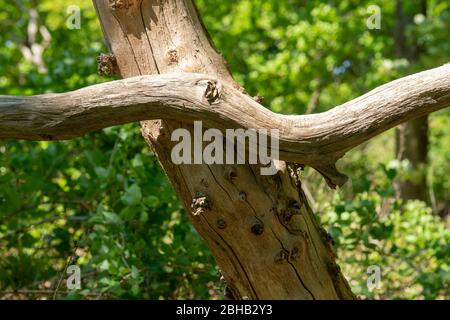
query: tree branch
[{"left": 1, "top": 64, "right": 449, "bottom": 173}]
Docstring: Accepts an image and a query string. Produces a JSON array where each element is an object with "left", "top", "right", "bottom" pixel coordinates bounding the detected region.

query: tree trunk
[
  {"left": 394, "top": 0, "right": 428, "bottom": 203},
  {"left": 92, "top": 0, "right": 354, "bottom": 299},
  {"left": 395, "top": 116, "right": 428, "bottom": 201}
]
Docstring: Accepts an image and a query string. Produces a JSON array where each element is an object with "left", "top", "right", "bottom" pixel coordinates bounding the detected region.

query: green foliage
[
  {"left": 1, "top": 0, "right": 449, "bottom": 300},
  {"left": 0, "top": 126, "right": 221, "bottom": 299},
  {"left": 0, "top": 0, "right": 219, "bottom": 299},
  {"left": 320, "top": 167, "right": 449, "bottom": 299}
]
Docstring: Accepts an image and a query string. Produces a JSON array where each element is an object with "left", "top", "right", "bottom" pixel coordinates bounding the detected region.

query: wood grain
[{"left": 1, "top": 64, "right": 449, "bottom": 168}]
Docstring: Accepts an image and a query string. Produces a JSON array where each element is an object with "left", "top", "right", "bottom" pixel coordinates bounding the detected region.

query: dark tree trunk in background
[{"left": 394, "top": 0, "right": 429, "bottom": 203}]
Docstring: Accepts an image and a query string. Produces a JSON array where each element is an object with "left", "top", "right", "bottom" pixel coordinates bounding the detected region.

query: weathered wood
[
  {"left": 14, "top": 0, "right": 450, "bottom": 299},
  {"left": 90, "top": 0, "right": 358, "bottom": 299},
  {"left": 1, "top": 64, "right": 449, "bottom": 170},
  {"left": 3, "top": 0, "right": 450, "bottom": 300}
]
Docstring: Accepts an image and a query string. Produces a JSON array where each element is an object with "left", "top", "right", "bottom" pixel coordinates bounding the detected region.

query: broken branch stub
[{"left": 0, "top": 64, "right": 449, "bottom": 188}]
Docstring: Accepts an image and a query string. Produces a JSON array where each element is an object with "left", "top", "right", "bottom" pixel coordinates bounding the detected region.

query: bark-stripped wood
[
  {"left": 1, "top": 64, "right": 449, "bottom": 168},
  {"left": 3, "top": 0, "right": 449, "bottom": 299},
  {"left": 91, "top": 0, "right": 356, "bottom": 299}
]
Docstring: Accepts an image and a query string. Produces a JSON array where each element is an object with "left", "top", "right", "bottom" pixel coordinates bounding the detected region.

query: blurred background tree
[{"left": 0, "top": 0, "right": 448, "bottom": 299}]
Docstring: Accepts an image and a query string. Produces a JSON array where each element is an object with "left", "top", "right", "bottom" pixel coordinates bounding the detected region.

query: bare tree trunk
[
  {"left": 92, "top": 0, "right": 354, "bottom": 299},
  {"left": 395, "top": 0, "right": 428, "bottom": 203},
  {"left": 2, "top": 0, "right": 448, "bottom": 300}
]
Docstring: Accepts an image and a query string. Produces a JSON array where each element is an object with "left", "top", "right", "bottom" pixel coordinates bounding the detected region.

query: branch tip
[{"left": 313, "top": 163, "right": 349, "bottom": 189}]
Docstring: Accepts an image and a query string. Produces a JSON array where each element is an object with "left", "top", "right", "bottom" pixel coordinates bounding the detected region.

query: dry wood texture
[
  {"left": 2, "top": 0, "right": 449, "bottom": 299},
  {"left": 1, "top": 64, "right": 449, "bottom": 167},
  {"left": 92, "top": 0, "right": 356, "bottom": 299}
]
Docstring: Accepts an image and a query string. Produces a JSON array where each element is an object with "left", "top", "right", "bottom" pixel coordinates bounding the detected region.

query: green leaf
[
  {"left": 99, "top": 260, "right": 110, "bottom": 271},
  {"left": 131, "top": 266, "right": 140, "bottom": 279},
  {"left": 103, "top": 211, "right": 122, "bottom": 225},
  {"left": 95, "top": 166, "right": 109, "bottom": 179},
  {"left": 121, "top": 184, "right": 142, "bottom": 206},
  {"left": 131, "top": 155, "right": 143, "bottom": 167},
  {"left": 144, "top": 195, "right": 160, "bottom": 208}
]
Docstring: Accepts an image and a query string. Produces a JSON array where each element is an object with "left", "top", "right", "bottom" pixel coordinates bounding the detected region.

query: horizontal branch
[{"left": 1, "top": 64, "right": 449, "bottom": 171}]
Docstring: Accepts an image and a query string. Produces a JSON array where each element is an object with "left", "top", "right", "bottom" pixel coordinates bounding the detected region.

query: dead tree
[{"left": 1, "top": 0, "right": 449, "bottom": 299}]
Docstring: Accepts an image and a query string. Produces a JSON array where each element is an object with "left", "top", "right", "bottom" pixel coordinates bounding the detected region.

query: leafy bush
[
  {"left": 320, "top": 164, "right": 449, "bottom": 299},
  {"left": 0, "top": 0, "right": 449, "bottom": 300}
]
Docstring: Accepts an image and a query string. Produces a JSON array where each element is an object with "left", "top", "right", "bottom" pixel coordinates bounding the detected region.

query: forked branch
[{"left": 1, "top": 64, "right": 449, "bottom": 172}]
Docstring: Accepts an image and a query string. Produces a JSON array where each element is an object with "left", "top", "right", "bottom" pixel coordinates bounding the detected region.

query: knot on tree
[
  {"left": 274, "top": 247, "right": 300, "bottom": 264},
  {"left": 167, "top": 49, "right": 178, "bottom": 64},
  {"left": 216, "top": 219, "right": 227, "bottom": 229},
  {"left": 238, "top": 191, "right": 247, "bottom": 201},
  {"left": 97, "top": 53, "right": 117, "bottom": 77},
  {"left": 253, "top": 95, "right": 264, "bottom": 104},
  {"left": 287, "top": 162, "right": 304, "bottom": 186},
  {"left": 203, "top": 80, "right": 220, "bottom": 104},
  {"left": 109, "top": 0, "right": 133, "bottom": 11},
  {"left": 223, "top": 166, "right": 237, "bottom": 181},
  {"left": 191, "top": 192, "right": 210, "bottom": 216},
  {"left": 251, "top": 221, "right": 264, "bottom": 235},
  {"left": 276, "top": 199, "right": 304, "bottom": 235},
  {"left": 274, "top": 249, "right": 289, "bottom": 264},
  {"left": 290, "top": 247, "right": 300, "bottom": 261}
]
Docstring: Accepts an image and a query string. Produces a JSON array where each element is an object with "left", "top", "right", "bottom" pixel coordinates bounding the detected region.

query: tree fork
[
  {"left": 2, "top": 66, "right": 449, "bottom": 171},
  {"left": 2, "top": 0, "right": 449, "bottom": 299},
  {"left": 93, "top": 0, "right": 354, "bottom": 299}
]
